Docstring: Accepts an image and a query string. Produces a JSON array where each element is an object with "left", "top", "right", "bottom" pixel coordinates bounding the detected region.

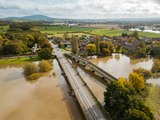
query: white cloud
[{"left": 0, "top": 0, "right": 160, "bottom": 18}]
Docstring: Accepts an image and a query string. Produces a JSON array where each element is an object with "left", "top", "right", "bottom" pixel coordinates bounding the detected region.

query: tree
[
  {"left": 102, "top": 48, "right": 110, "bottom": 55},
  {"left": 129, "top": 72, "right": 145, "bottom": 91},
  {"left": 151, "top": 59, "right": 160, "bottom": 73},
  {"left": 125, "top": 108, "right": 152, "bottom": 120},
  {"left": 133, "top": 68, "right": 152, "bottom": 80},
  {"left": 86, "top": 44, "right": 96, "bottom": 56},
  {"left": 23, "top": 62, "right": 38, "bottom": 76},
  {"left": 9, "top": 22, "right": 33, "bottom": 31},
  {"left": 117, "top": 77, "right": 128, "bottom": 88},
  {"left": 41, "top": 41, "right": 52, "bottom": 49},
  {"left": 104, "top": 80, "right": 153, "bottom": 120},
  {"left": 38, "top": 48, "right": 52, "bottom": 60},
  {"left": 39, "top": 60, "right": 52, "bottom": 72},
  {"left": 150, "top": 44, "right": 160, "bottom": 57},
  {"left": 100, "top": 41, "right": 114, "bottom": 55},
  {"left": 71, "top": 35, "right": 78, "bottom": 54},
  {"left": 135, "top": 42, "right": 147, "bottom": 58},
  {"left": 2, "top": 40, "right": 27, "bottom": 55},
  {"left": 116, "top": 45, "right": 122, "bottom": 52},
  {"left": 94, "top": 35, "right": 100, "bottom": 55},
  {"left": 132, "top": 31, "right": 139, "bottom": 39}
]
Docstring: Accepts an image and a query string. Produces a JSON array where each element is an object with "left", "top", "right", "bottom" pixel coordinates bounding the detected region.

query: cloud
[{"left": 0, "top": 0, "right": 160, "bottom": 18}]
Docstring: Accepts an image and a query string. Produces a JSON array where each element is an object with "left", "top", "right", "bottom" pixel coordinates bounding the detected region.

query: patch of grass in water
[{"left": 0, "top": 56, "right": 40, "bottom": 67}]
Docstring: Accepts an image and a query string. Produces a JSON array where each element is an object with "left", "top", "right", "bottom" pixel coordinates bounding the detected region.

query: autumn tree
[
  {"left": 102, "top": 48, "right": 110, "bottom": 55},
  {"left": 100, "top": 41, "right": 114, "bottom": 55},
  {"left": 133, "top": 68, "right": 152, "bottom": 80},
  {"left": 129, "top": 72, "right": 145, "bottom": 91},
  {"left": 71, "top": 35, "right": 78, "bottom": 54},
  {"left": 23, "top": 62, "right": 38, "bottom": 76},
  {"left": 86, "top": 44, "right": 96, "bottom": 56},
  {"left": 104, "top": 80, "right": 153, "bottom": 120},
  {"left": 94, "top": 35, "right": 100, "bottom": 55},
  {"left": 39, "top": 60, "right": 52, "bottom": 72}
]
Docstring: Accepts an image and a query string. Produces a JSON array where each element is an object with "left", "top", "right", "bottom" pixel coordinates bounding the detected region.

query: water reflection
[
  {"left": 91, "top": 54, "right": 154, "bottom": 78},
  {"left": 0, "top": 67, "right": 24, "bottom": 82}
]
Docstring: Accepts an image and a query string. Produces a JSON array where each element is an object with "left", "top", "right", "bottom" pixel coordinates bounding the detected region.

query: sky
[{"left": 0, "top": 0, "right": 160, "bottom": 19}]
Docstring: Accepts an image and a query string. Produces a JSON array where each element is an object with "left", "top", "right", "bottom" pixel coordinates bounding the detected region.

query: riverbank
[
  {"left": 0, "top": 66, "right": 71, "bottom": 120},
  {"left": 0, "top": 56, "right": 40, "bottom": 67}
]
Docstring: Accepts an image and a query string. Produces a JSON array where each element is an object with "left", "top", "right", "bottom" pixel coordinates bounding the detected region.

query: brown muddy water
[
  {"left": 90, "top": 54, "right": 153, "bottom": 78},
  {"left": 0, "top": 60, "right": 71, "bottom": 120},
  {"left": 72, "top": 54, "right": 159, "bottom": 104}
]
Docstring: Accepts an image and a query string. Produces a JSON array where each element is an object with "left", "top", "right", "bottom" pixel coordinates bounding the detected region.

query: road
[{"left": 52, "top": 44, "right": 106, "bottom": 120}]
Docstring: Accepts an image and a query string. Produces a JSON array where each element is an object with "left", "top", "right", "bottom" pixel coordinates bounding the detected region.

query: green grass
[
  {"left": 0, "top": 26, "right": 9, "bottom": 33},
  {"left": 0, "top": 56, "right": 40, "bottom": 66},
  {"left": 91, "top": 29, "right": 160, "bottom": 38},
  {"left": 146, "top": 86, "right": 160, "bottom": 118},
  {"left": 35, "top": 25, "right": 160, "bottom": 38},
  {"left": 35, "top": 25, "right": 95, "bottom": 34}
]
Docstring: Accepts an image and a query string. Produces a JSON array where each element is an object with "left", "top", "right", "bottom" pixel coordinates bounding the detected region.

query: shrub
[
  {"left": 151, "top": 59, "right": 160, "bottom": 73},
  {"left": 133, "top": 68, "right": 152, "bottom": 80},
  {"left": 39, "top": 60, "right": 52, "bottom": 72},
  {"left": 129, "top": 72, "right": 145, "bottom": 91},
  {"left": 38, "top": 48, "right": 52, "bottom": 60},
  {"left": 86, "top": 44, "right": 96, "bottom": 55},
  {"left": 27, "top": 73, "right": 41, "bottom": 80},
  {"left": 52, "top": 72, "right": 56, "bottom": 76},
  {"left": 23, "top": 62, "right": 37, "bottom": 76}
]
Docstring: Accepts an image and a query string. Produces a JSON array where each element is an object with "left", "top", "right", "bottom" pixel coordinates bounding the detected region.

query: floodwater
[
  {"left": 0, "top": 61, "right": 71, "bottom": 120},
  {"left": 90, "top": 54, "right": 154, "bottom": 79},
  {"left": 72, "top": 54, "right": 160, "bottom": 104}
]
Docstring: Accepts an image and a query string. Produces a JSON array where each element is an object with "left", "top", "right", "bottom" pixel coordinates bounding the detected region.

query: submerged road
[{"left": 52, "top": 44, "right": 106, "bottom": 120}]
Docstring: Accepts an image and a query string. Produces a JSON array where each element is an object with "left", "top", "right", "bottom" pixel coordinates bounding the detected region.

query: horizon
[{"left": 0, "top": 0, "right": 160, "bottom": 19}]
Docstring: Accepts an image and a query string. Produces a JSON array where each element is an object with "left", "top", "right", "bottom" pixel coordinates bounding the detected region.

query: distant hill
[
  {"left": 1, "top": 15, "right": 160, "bottom": 23},
  {"left": 2, "top": 15, "right": 54, "bottom": 21}
]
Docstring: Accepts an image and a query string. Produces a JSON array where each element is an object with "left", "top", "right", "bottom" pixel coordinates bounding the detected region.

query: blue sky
[{"left": 0, "top": 0, "right": 160, "bottom": 19}]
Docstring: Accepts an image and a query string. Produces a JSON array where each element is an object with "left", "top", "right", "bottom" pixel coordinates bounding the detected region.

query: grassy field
[
  {"left": 0, "top": 26, "right": 9, "bottom": 33},
  {"left": 91, "top": 29, "right": 160, "bottom": 38},
  {"left": 0, "top": 56, "right": 39, "bottom": 66},
  {"left": 35, "top": 25, "right": 160, "bottom": 38},
  {"left": 48, "top": 32, "right": 91, "bottom": 38},
  {"left": 34, "top": 25, "right": 95, "bottom": 34}
]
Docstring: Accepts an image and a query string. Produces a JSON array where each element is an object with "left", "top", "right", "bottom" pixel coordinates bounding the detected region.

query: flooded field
[
  {"left": 90, "top": 54, "right": 153, "bottom": 78},
  {"left": 0, "top": 61, "right": 71, "bottom": 120}
]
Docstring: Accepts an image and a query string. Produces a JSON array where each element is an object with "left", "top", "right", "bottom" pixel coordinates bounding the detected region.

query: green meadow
[
  {"left": 91, "top": 29, "right": 160, "bottom": 38},
  {"left": 0, "top": 26, "right": 9, "bottom": 33},
  {"left": 0, "top": 56, "right": 39, "bottom": 66},
  {"left": 34, "top": 25, "right": 95, "bottom": 34},
  {"left": 35, "top": 25, "right": 160, "bottom": 38},
  {"left": 1, "top": 25, "right": 160, "bottom": 38}
]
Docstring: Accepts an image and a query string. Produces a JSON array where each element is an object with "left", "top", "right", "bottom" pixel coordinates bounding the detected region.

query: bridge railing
[{"left": 65, "top": 53, "right": 118, "bottom": 81}]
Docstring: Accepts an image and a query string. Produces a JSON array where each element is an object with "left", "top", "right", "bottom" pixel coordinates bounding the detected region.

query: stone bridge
[{"left": 65, "top": 53, "right": 118, "bottom": 83}]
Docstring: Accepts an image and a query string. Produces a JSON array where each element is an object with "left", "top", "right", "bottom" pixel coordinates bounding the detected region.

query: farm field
[
  {"left": 0, "top": 26, "right": 9, "bottom": 33},
  {"left": 91, "top": 29, "right": 160, "bottom": 38},
  {"left": 34, "top": 25, "right": 95, "bottom": 34},
  {"left": 1, "top": 25, "right": 160, "bottom": 38},
  {"left": 48, "top": 32, "right": 91, "bottom": 38},
  {"left": 35, "top": 25, "right": 160, "bottom": 38}
]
